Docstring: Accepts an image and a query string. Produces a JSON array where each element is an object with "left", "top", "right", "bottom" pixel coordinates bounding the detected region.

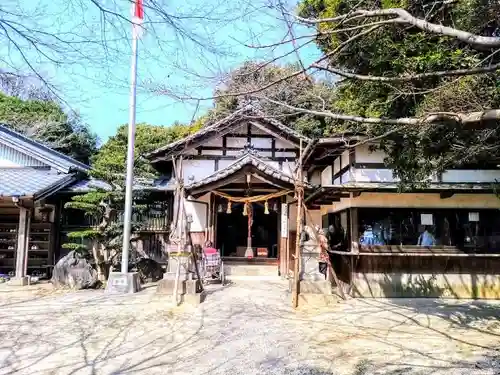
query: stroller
[{"left": 200, "top": 245, "right": 225, "bottom": 285}]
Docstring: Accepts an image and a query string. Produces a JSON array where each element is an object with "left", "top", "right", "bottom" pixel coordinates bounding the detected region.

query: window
[{"left": 357, "top": 208, "right": 500, "bottom": 252}]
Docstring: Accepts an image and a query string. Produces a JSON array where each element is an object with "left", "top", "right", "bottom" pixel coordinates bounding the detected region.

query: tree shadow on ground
[
  {"left": 369, "top": 273, "right": 500, "bottom": 336},
  {"left": 255, "top": 355, "right": 500, "bottom": 375},
  {"left": 349, "top": 355, "right": 500, "bottom": 375},
  {"left": 0, "top": 288, "right": 205, "bottom": 375},
  {"left": 0, "top": 282, "right": 498, "bottom": 375}
]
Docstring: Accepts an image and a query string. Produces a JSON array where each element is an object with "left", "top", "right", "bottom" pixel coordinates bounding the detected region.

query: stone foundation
[
  {"left": 351, "top": 272, "right": 500, "bottom": 299},
  {"left": 156, "top": 252, "right": 204, "bottom": 305},
  {"left": 7, "top": 276, "right": 29, "bottom": 286},
  {"left": 105, "top": 272, "right": 141, "bottom": 294}
]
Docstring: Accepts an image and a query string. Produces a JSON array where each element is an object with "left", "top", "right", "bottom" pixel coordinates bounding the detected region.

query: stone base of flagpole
[{"left": 105, "top": 272, "right": 141, "bottom": 294}]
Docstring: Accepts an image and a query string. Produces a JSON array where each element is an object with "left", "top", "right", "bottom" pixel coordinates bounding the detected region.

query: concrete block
[
  {"left": 156, "top": 279, "right": 186, "bottom": 295},
  {"left": 300, "top": 251, "right": 324, "bottom": 281},
  {"left": 183, "top": 290, "right": 206, "bottom": 305},
  {"left": 299, "top": 280, "right": 333, "bottom": 295},
  {"left": 7, "top": 276, "right": 29, "bottom": 286},
  {"left": 298, "top": 293, "right": 340, "bottom": 307},
  {"left": 157, "top": 290, "right": 206, "bottom": 305},
  {"left": 156, "top": 279, "right": 201, "bottom": 295},
  {"left": 105, "top": 272, "right": 141, "bottom": 294},
  {"left": 185, "top": 279, "right": 200, "bottom": 294}
]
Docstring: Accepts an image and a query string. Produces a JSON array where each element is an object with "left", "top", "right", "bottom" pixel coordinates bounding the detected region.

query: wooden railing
[{"left": 61, "top": 204, "right": 171, "bottom": 232}]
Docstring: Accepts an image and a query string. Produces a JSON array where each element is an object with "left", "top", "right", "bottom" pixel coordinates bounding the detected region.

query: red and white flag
[{"left": 132, "top": 0, "right": 144, "bottom": 38}]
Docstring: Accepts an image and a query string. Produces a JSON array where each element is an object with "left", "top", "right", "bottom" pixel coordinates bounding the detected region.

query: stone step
[{"left": 223, "top": 264, "right": 278, "bottom": 277}]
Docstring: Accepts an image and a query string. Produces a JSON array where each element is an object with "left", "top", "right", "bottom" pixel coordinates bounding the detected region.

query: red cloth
[{"left": 204, "top": 247, "right": 218, "bottom": 255}]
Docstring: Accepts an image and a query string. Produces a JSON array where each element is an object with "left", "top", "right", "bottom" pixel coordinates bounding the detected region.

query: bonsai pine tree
[{"left": 63, "top": 170, "right": 148, "bottom": 281}]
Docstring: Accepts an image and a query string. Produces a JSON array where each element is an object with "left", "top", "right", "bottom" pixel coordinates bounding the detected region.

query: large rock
[
  {"left": 135, "top": 258, "right": 164, "bottom": 283},
  {"left": 51, "top": 251, "right": 99, "bottom": 289},
  {"left": 113, "top": 258, "right": 164, "bottom": 283}
]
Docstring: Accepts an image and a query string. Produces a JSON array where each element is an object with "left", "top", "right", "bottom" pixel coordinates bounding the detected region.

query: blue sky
[{"left": 2, "top": 0, "right": 321, "bottom": 142}]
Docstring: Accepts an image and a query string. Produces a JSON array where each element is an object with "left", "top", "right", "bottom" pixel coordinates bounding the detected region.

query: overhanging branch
[
  {"left": 296, "top": 8, "right": 500, "bottom": 49},
  {"left": 313, "top": 63, "right": 500, "bottom": 82},
  {"left": 255, "top": 96, "right": 500, "bottom": 126}
]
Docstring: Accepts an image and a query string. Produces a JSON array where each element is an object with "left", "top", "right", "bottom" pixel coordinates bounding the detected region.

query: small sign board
[
  {"left": 281, "top": 203, "right": 288, "bottom": 238},
  {"left": 108, "top": 275, "right": 129, "bottom": 293},
  {"left": 112, "top": 276, "right": 127, "bottom": 286},
  {"left": 420, "top": 213, "right": 434, "bottom": 226},
  {"left": 469, "top": 212, "right": 480, "bottom": 222}
]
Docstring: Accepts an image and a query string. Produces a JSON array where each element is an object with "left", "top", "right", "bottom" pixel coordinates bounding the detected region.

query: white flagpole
[{"left": 121, "top": 22, "right": 140, "bottom": 273}]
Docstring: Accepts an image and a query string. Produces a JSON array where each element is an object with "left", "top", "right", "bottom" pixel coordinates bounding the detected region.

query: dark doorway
[
  {"left": 216, "top": 201, "right": 279, "bottom": 258},
  {"left": 216, "top": 202, "right": 248, "bottom": 257}
]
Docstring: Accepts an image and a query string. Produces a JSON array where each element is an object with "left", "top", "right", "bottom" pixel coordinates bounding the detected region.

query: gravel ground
[{"left": 0, "top": 281, "right": 499, "bottom": 375}]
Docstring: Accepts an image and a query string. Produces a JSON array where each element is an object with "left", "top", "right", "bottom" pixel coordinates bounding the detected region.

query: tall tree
[
  {"left": 188, "top": 0, "right": 500, "bottom": 186},
  {"left": 0, "top": 91, "right": 98, "bottom": 164},
  {"left": 92, "top": 122, "right": 201, "bottom": 178},
  {"left": 293, "top": 0, "right": 500, "bottom": 185},
  {"left": 63, "top": 121, "right": 199, "bottom": 278},
  {"left": 208, "top": 61, "right": 337, "bottom": 138}
]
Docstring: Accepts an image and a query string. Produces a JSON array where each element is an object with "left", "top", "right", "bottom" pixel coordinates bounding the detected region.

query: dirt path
[{"left": 0, "top": 281, "right": 498, "bottom": 375}]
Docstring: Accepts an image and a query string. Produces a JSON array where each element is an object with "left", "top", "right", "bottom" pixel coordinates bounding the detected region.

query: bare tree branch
[
  {"left": 295, "top": 8, "right": 500, "bottom": 49},
  {"left": 313, "top": 62, "right": 500, "bottom": 82},
  {"left": 255, "top": 95, "right": 500, "bottom": 125}
]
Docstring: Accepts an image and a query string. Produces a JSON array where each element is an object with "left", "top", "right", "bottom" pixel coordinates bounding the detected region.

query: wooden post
[
  {"left": 292, "top": 140, "right": 303, "bottom": 308},
  {"left": 247, "top": 204, "right": 252, "bottom": 250},
  {"left": 245, "top": 203, "right": 253, "bottom": 258},
  {"left": 15, "top": 206, "right": 30, "bottom": 281},
  {"left": 172, "top": 156, "right": 183, "bottom": 305}
]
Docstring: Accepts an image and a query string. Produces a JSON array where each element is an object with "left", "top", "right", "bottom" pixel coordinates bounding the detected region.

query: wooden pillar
[
  {"left": 209, "top": 193, "right": 216, "bottom": 244},
  {"left": 14, "top": 207, "right": 30, "bottom": 283},
  {"left": 349, "top": 207, "right": 359, "bottom": 287},
  {"left": 244, "top": 203, "right": 253, "bottom": 258},
  {"left": 279, "top": 201, "right": 288, "bottom": 277},
  {"left": 350, "top": 208, "right": 359, "bottom": 253}
]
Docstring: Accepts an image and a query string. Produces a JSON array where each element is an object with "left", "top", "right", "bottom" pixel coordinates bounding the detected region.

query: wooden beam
[
  {"left": 250, "top": 174, "right": 290, "bottom": 190},
  {"left": 250, "top": 121, "right": 300, "bottom": 147},
  {"left": 188, "top": 166, "right": 295, "bottom": 197},
  {"left": 216, "top": 183, "right": 282, "bottom": 191},
  {"left": 189, "top": 173, "right": 244, "bottom": 196},
  {"left": 440, "top": 191, "right": 454, "bottom": 199},
  {"left": 227, "top": 133, "right": 275, "bottom": 139},
  {"left": 182, "top": 155, "right": 297, "bottom": 162},
  {"left": 199, "top": 145, "right": 297, "bottom": 153}
]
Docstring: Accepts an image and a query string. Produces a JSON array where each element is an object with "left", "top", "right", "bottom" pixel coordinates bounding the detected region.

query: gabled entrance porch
[{"left": 183, "top": 151, "right": 312, "bottom": 276}]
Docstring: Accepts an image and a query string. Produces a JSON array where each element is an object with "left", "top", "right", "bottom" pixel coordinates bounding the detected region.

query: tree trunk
[{"left": 91, "top": 240, "right": 107, "bottom": 281}]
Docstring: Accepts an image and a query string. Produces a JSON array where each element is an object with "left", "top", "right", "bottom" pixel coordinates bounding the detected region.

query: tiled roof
[
  {"left": 64, "top": 176, "right": 176, "bottom": 193},
  {"left": 146, "top": 104, "right": 312, "bottom": 161},
  {"left": 0, "top": 168, "right": 76, "bottom": 200},
  {"left": 185, "top": 152, "right": 311, "bottom": 191},
  {"left": 0, "top": 124, "right": 90, "bottom": 173},
  {"left": 322, "top": 182, "right": 495, "bottom": 191}
]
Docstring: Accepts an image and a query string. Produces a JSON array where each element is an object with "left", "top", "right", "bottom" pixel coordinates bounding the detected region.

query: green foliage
[
  {"left": 91, "top": 122, "right": 200, "bottom": 178},
  {"left": 209, "top": 61, "right": 337, "bottom": 138},
  {"left": 66, "top": 229, "right": 101, "bottom": 239},
  {"left": 0, "top": 92, "right": 98, "bottom": 163},
  {"left": 61, "top": 242, "right": 88, "bottom": 252},
  {"left": 62, "top": 120, "right": 192, "bottom": 268},
  {"left": 298, "top": 0, "right": 500, "bottom": 185}
]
